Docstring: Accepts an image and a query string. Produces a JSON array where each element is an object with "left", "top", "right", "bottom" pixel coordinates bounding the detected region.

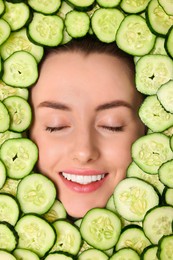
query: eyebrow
[{"left": 37, "top": 100, "right": 133, "bottom": 111}]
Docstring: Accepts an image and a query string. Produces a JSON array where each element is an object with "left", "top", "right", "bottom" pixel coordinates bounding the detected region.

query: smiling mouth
[{"left": 61, "top": 172, "right": 107, "bottom": 185}]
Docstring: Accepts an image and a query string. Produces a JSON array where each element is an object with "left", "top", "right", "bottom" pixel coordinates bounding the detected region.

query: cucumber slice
[
  {"left": 65, "top": 10, "right": 90, "bottom": 38},
  {"left": 0, "top": 28, "right": 44, "bottom": 63},
  {"left": 13, "top": 248, "right": 40, "bottom": 260},
  {"left": 0, "top": 194, "right": 20, "bottom": 225},
  {"left": 0, "top": 222, "right": 18, "bottom": 252},
  {"left": 80, "top": 208, "right": 121, "bottom": 250},
  {"left": 0, "top": 101, "right": 10, "bottom": 133},
  {"left": 0, "top": 138, "right": 38, "bottom": 179},
  {"left": 0, "top": 80, "right": 29, "bottom": 101},
  {"left": 58, "top": 1, "right": 73, "bottom": 19},
  {"left": 135, "top": 54, "right": 173, "bottom": 95},
  {"left": 28, "top": 12, "right": 64, "bottom": 47},
  {"left": 2, "top": 51, "right": 38, "bottom": 88},
  {"left": 158, "top": 0, "right": 173, "bottom": 16},
  {"left": 110, "top": 248, "right": 140, "bottom": 260},
  {"left": 157, "top": 234, "right": 173, "bottom": 259},
  {"left": 28, "top": 0, "right": 61, "bottom": 14},
  {"left": 141, "top": 245, "right": 158, "bottom": 260},
  {"left": 44, "top": 253, "right": 74, "bottom": 260},
  {"left": 146, "top": 0, "right": 173, "bottom": 36},
  {"left": 15, "top": 214, "right": 56, "bottom": 258},
  {"left": 0, "top": 0, "right": 5, "bottom": 16},
  {"left": 158, "top": 160, "right": 173, "bottom": 188},
  {"left": 163, "top": 188, "right": 173, "bottom": 206},
  {"left": 165, "top": 26, "right": 173, "bottom": 60},
  {"left": 139, "top": 95, "right": 173, "bottom": 133},
  {"left": 150, "top": 37, "right": 167, "bottom": 55},
  {"left": 43, "top": 199, "right": 67, "bottom": 222},
  {"left": 17, "top": 173, "right": 56, "bottom": 215},
  {"left": 120, "top": 0, "right": 151, "bottom": 14},
  {"left": 143, "top": 206, "right": 173, "bottom": 244},
  {"left": 0, "top": 250, "right": 17, "bottom": 259},
  {"left": 3, "top": 96, "right": 32, "bottom": 132},
  {"left": 131, "top": 133, "right": 173, "bottom": 174},
  {"left": 66, "top": 0, "right": 95, "bottom": 11},
  {"left": 157, "top": 80, "right": 173, "bottom": 113},
  {"left": 106, "top": 195, "right": 117, "bottom": 213},
  {"left": 127, "top": 161, "right": 164, "bottom": 195},
  {"left": 0, "top": 18, "right": 11, "bottom": 46},
  {"left": 50, "top": 219, "right": 82, "bottom": 255},
  {"left": 0, "top": 178, "right": 20, "bottom": 197},
  {"left": 2, "top": 1, "right": 30, "bottom": 31},
  {"left": 113, "top": 178, "right": 159, "bottom": 222},
  {"left": 0, "top": 131, "right": 21, "bottom": 147},
  {"left": 115, "top": 225, "right": 151, "bottom": 254},
  {"left": 96, "top": 0, "right": 121, "bottom": 8},
  {"left": 78, "top": 248, "right": 109, "bottom": 260},
  {"left": 0, "top": 160, "right": 6, "bottom": 189},
  {"left": 116, "top": 15, "right": 156, "bottom": 56},
  {"left": 91, "top": 8, "right": 125, "bottom": 43}
]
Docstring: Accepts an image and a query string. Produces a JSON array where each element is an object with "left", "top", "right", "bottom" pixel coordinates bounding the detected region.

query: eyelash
[{"left": 45, "top": 125, "right": 124, "bottom": 133}]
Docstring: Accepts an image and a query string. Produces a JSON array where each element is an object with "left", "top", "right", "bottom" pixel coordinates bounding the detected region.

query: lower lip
[{"left": 59, "top": 173, "right": 108, "bottom": 193}]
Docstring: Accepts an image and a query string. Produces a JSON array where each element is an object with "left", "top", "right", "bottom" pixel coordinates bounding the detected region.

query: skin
[{"left": 30, "top": 51, "right": 145, "bottom": 218}]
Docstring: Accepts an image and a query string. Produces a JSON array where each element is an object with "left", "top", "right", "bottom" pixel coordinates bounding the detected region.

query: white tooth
[{"left": 62, "top": 172, "right": 105, "bottom": 184}]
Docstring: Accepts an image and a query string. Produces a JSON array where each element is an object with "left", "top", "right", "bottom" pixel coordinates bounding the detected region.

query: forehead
[{"left": 32, "top": 51, "right": 141, "bottom": 108}]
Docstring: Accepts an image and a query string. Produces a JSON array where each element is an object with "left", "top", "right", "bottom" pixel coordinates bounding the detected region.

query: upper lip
[{"left": 60, "top": 169, "right": 107, "bottom": 175}]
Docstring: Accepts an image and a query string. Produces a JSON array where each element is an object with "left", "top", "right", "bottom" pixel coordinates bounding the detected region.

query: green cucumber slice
[
  {"left": 0, "top": 222, "right": 18, "bottom": 252},
  {"left": 44, "top": 253, "right": 74, "bottom": 260},
  {"left": 0, "top": 18, "right": 11, "bottom": 46},
  {"left": 0, "top": 28, "right": 44, "bottom": 63},
  {"left": 146, "top": 0, "right": 173, "bottom": 36},
  {"left": 96, "top": 0, "right": 121, "bottom": 8},
  {"left": 165, "top": 26, "right": 173, "bottom": 59},
  {"left": 135, "top": 54, "right": 173, "bottom": 95},
  {"left": 0, "top": 131, "right": 21, "bottom": 148},
  {"left": 91, "top": 8, "right": 125, "bottom": 43},
  {"left": 0, "top": 0, "right": 5, "bottom": 16},
  {"left": 78, "top": 248, "right": 109, "bottom": 260},
  {"left": 127, "top": 161, "right": 164, "bottom": 195},
  {"left": 2, "top": 1, "right": 30, "bottom": 31},
  {"left": 50, "top": 219, "right": 82, "bottom": 255},
  {"left": 158, "top": 0, "right": 173, "bottom": 16},
  {"left": 113, "top": 178, "right": 159, "bottom": 222},
  {"left": 65, "top": 10, "right": 90, "bottom": 38},
  {"left": 0, "top": 80, "right": 29, "bottom": 101},
  {"left": 80, "top": 208, "right": 121, "bottom": 250},
  {"left": 28, "top": 12, "right": 64, "bottom": 47},
  {"left": 116, "top": 15, "right": 156, "bottom": 56},
  {"left": 141, "top": 245, "right": 158, "bottom": 260},
  {"left": 15, "top": 214, "right": 56, "bottom": 258},
  {"left": 17, "top": 173, "right": 56, "bottom": 215},
  {"left": 131, "top": 133, "right": 173, "bottom": 174},
  {"left": 0, "top": 250, "right": 17, "bottom": 259},
  {"left": 3, "top": 96, "right": 32, "bottom": 132},
  {"left": 0, "top": 101, "right": 10, "bottom": 133},
  {"left": 0, "top": 138, "right": 38, "bottom": 179},
  {"left": 157, "top": 80, "right": 173, "bottom": 113},
  {"left": 110, "top": 248, "right": 140, "bottom": 260},
  {"left": 43, "top": 199, "right": 67, "bottom": 222},
  {"left": 28, "top": 0, "right": 61, "bottom": 14},
  {"left": 138, "top": 95, "right": 173, "bottom": 132},
  {"left": 0, "top": 178, "right": 20, "bottom": 197},
  {"left": 2, "top": 51, "right": 38, "bottom": 88},
  {"left": 158, "top": 159, "right": 173, "bottom": 188},
  {"left": 143, "top": 206, "right": 173, "bottom": 244},
  {"left": 157, "top": 234, "right": 173, "bottom": 259},
  {"left": 163, "top": 188, "right": 173, "bottom": 206},
  {"left": 0, "top": 160, "right": 6, "bottom": 189},
  {"left": 120, "top": 0, "right": 151, "bottom": 14},
  {"left": 115, "top": 225, "right": 151, "bottom": 255},
  {"left": 0, "top": 194, "right": 20, "bottom": 225},
  {"left": 66, "top": 0, "right": 95, "bottom": 11},
  {"left": 13, "top": 248, "right": 39, "bottom": 260},
  {"left": 150, "top": 37, "right": 167, "bottom": 55}
]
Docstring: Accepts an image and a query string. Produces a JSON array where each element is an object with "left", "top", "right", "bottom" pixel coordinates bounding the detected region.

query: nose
[{"left": 71, "top": 128, "right": 100, "bottom": 164}]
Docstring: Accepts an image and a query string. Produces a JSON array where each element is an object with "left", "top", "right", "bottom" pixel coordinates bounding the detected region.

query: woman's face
[{"left": 30, "top": 51, "right": 145, "bottom": 218}]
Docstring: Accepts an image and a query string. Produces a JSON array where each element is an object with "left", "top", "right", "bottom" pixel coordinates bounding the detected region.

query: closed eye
[
  {"left": 45, "top": 126, "right": 69, "bottom": 132},
  {"left": 100, "top": 126, "right": 124, "bottom": 132}
]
